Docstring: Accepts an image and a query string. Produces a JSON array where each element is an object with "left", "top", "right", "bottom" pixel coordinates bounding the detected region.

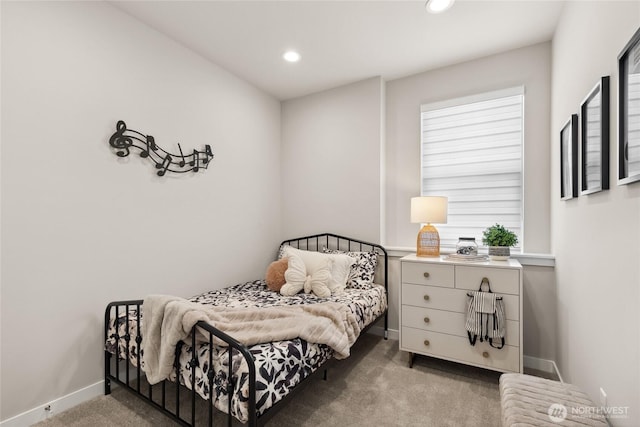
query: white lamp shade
[{"left": 411, "top": 196, "right": 448, "bottom": 224}]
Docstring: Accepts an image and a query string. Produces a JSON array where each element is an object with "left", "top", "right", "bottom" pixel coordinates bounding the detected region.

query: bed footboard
[{"left": 104, "top": 300, "right": 258, "bottom": 426}]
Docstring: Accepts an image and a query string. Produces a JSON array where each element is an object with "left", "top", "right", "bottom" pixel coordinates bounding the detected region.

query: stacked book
[{"left": 443, "top": 253, "right": 489, "bottom": 262}]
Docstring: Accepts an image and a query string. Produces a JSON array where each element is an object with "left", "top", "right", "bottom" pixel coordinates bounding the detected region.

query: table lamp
[{"left": 411, "top": 196, "right": 448, "bottom": 257}]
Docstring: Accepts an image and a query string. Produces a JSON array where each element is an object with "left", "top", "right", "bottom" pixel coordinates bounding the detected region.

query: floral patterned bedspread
[{"left": 105, "top": 280, "right": 387, "bottom": 423}]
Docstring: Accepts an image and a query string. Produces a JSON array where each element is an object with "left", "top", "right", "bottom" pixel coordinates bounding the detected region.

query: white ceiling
[{"left": 111, "top": 1, "right": 565, "bottom": 100}]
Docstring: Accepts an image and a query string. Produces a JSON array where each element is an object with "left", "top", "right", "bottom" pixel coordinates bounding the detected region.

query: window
[{"left": 420, "top": 87, "right": 524, "bottom": 251}]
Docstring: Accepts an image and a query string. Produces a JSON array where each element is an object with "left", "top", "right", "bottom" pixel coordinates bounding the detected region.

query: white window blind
[{"left": 420, "top": 87, "right": 524, "bottom": 251}]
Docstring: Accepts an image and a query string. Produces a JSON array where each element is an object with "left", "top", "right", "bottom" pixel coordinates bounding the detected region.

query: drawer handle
[
  {"left": 423, "top": 294, "right": 430, "bottom": 301},
  {"left": 423, "top": 340, "right": 430, "bottom": 346},
  {"left": 423, "top": 317, "right": 430, "bottom": 324},
  {"left": 423, "top": 272, "right": 430, "bottom": 278},
  {"left": 482, "top": 351, "right": 489, "bottom": 358}
]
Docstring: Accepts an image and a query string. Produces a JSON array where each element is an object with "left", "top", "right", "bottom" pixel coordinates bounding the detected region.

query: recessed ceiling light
[
  {"left": 425, "top": 0, "right": 455, "bottom": 14},
  {"left": 283, "top": 51, "right": 301, "bottom": 63}
]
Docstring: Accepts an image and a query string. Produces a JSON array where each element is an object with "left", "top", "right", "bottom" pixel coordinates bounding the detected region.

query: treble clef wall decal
[{"left": 107, "top": 120, "right": 215, "bottom": 176}]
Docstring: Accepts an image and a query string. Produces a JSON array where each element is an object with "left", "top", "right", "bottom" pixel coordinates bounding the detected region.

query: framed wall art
[
  {"left": 560, "top": 114, "right": 578, "bottom": 200},
  {"left": 618, "top": 27, "right": 640, "bottom": 185},
  {"left": 581, "top": 76, "right": 610, "bottom": 195}
]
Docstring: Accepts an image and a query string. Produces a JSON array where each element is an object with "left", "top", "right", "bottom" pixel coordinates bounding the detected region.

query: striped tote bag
[{"left": 465, "top": 290, "right": 506, "bottom": 349}]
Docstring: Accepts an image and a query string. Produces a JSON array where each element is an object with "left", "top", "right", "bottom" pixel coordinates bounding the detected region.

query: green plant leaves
[{"left": 482, "top": 223, "right": 518, "bottom": 247}]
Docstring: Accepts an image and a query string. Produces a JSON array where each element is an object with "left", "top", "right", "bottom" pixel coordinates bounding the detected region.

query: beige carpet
[{"left": 34, "top": 334, "right": 503, "bottom": 426}]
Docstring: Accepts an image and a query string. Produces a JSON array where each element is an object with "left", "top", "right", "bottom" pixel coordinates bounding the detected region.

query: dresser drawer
[
  {"left": 401, "top": 283, "right": 462, "bottom": 311},
  {"left": 401, "top": 305, "right": 520, "bottom": 345},
  {"left": 401, "top": 262, "right": 454, "bottom": 288},
  {"left": 401, "top": 327, "right": 520, "bottom": 372},
  {"left": 455, "top": 265, "right": 520, "bottom": 295},
  {"left": 402, "top": 306, "right": 466, "bottom": 336},
  {"left": 402, "top": 283, "right": 520, "bottom": 321}
]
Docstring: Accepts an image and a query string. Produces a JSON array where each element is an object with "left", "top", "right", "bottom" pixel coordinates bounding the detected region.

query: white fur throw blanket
[{"left": 141, "top": 295, "right": 361, "bottom": 384}]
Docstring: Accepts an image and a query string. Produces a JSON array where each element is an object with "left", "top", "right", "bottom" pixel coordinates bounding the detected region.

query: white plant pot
[{"left": 488, "top": 246, "right": 510, "bottom": 261}]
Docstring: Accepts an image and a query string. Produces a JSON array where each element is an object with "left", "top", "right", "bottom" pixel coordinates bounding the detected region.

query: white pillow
[
  {"left": 280, "top": 253, "right": 331, "bottom": 297},
  {"left": 322, "top": 248, "right": 378, "bottom": 289},
  {"left": 281, "top": 246, "right": 355, "bottom": 295}
]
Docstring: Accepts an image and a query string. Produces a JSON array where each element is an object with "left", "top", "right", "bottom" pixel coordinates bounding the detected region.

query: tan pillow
[{"left": 265, "top": 257, "right": 289, "bottom": 292}]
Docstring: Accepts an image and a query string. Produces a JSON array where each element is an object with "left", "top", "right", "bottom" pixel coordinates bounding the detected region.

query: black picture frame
[
  {"left": 618, "top": 26, "right": 640, "bottom": 185},
  {"left": 580, "top": 76, "right": 610, "bottom": 195},
  {"left": 560, "top": 114, "right": 578, "bottom": 200}
]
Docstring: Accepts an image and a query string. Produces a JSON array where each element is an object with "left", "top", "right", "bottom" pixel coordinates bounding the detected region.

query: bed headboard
[
  {"left": 280, "top": 233, "right": 388, "bottom": 337},
  {"left": 279, "top": 232, "right": 388, "bottom": 292}
]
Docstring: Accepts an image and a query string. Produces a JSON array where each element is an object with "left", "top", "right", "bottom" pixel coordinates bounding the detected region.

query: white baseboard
[
  {"left": 0, "top": 380, "right": 104, "bottom": 427},
  {"left": 524, "top": 355, "right": 563, "bottom": 382}
]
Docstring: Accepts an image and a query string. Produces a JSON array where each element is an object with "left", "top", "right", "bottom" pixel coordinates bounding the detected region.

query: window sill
[{"left": 384, "top": 246, "right": 555, "bottom": 267}]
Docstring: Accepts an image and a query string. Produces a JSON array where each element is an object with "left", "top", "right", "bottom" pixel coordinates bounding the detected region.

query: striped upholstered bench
[{"left": 499, "top": 373, "right": 609, "bottom": 426}]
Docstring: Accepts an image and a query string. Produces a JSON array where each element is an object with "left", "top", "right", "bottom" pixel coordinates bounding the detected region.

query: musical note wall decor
[{"left": 108, "top": 120, "right": 214, "bottom": 176}]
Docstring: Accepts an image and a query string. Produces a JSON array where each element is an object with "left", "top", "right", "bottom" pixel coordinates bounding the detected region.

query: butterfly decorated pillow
[
  {"left": 278, "top": 246, "right": 355, "bottom": 296},
  {"left": 280, "top": 253, "right": 332, "bottom": 297}
]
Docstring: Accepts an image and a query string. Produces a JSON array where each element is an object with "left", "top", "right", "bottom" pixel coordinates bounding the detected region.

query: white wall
[
  {"left": 281, "top": 77, "right": 384, "bottom": 243},
  {"left": 384, "top": 43, "right": 557, "bottom": 361},
  {"left": 385, "top": 42, "right": 552, "bottom": 254},
  {"left": 0, "top": 1, "right": 281, "bottom": 421},
  {"left": 5, "top": 1, "right": 639, "bottom": 424},
  {"left": 551, "top": 2, "right": 640, "bottom": 425}
]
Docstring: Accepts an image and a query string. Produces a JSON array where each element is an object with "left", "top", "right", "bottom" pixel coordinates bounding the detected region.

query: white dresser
[{"left": 399, "top": 254, "right": 523, "bottom": 373}]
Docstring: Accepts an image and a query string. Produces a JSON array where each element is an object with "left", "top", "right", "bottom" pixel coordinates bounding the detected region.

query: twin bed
[{"left": 104, "top": 233, "right": 388, "bottom": 426}]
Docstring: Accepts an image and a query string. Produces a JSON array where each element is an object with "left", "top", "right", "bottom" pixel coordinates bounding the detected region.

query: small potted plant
[{"left": 482, "top": 224, "right": 518, "bottom": 260}]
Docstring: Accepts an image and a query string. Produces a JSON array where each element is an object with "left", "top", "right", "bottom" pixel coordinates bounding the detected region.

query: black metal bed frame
[{"left": 104, "top": 233, "right": 388, "bottom": 426}]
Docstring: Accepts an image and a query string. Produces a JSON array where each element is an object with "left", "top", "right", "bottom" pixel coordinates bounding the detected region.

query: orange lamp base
[{"left": 416, "top": 223, "right": 440, "bottom": 257}]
